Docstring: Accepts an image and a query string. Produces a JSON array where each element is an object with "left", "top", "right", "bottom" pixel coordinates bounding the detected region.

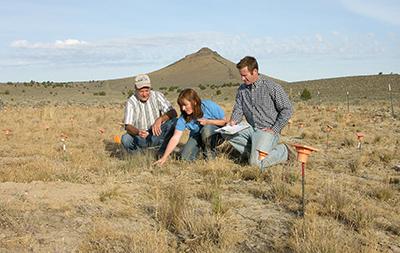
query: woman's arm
[
  {"left": 197, "top": 117, "right": 227, "bottom": 126},
  {"left": 153, "top": 129, "right": 183, "bottom": 166}
]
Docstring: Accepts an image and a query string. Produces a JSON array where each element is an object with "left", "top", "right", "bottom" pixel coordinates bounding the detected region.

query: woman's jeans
[
  {"left": 181, "top": 125, "right": 223, "bottom": 161},
  {"left": 121, "top": 118, "right": 176, "bottom": 156},
  {"left": 222, "top": 126, "right": 288, "bottom": 171}
]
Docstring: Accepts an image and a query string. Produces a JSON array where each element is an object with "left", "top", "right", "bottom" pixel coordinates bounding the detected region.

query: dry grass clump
[
  {"left": 78, "top": 221, "right": 170, "bottom": 253},
  {"left": 0, "top": 234, "right": 38, "bottom": 252},
  {"left": 341, "top": 135, "right": 356, "bottom": 147},
  {"left": 246, "top": 165, "right": 298, "bottom": 210},
  {"left": 190, "top": 158, "right": 237, "bottom": 180},
  {"left": 116, "top": 151, "right": 156, "bottom": 174},
  {"left": 341, "top": 206, "right": 375, "bottom": 232},
  {"left": 0, "top": 156, "right": 58, "bottom": 183},
  {"left": 318, "top": 183, "right": 351, "bottom": 216},
  {"left": 347, "top": 157, "right": 363, "bottom": 174},
  {"left": 196, "top": 184, "right": 215, "bottom": 202},
  {"left": 0, "top": 202, "right": 40, "bottom": 251},
  {"left": 316, "top": 182, "right": 375, "bottom": 232},
  {"left": 288, "top": 216, "right": 377, "bottom": 253},
  {"left": 195, "top": 177, "right": 229, "bottom": 216},
  {"left": 338, "top": 149, "right": 397, "bottom": 175},
  {"left": 154, "top": 179, "right": 188, "bottom": 233},
  {"left": 383, "top": 219, "right": 400, "bottom": 236},
  {"left": 239, "top": 167, "right": 260, "bottom": 181},
  {"left": 367, "top": 183, "right": 395, "bottom": 202},
  {"left": 151, "top": 178, "right": 242, "bottom": 252},
  {"left": 265, "top": 179, "right": 293, "bottom": 203},
  {"left": 99, "top": 186, "right": 128, "bottom": 202},
  {"left": 0, "top": 203, "right": 23, "bottom": 232}
]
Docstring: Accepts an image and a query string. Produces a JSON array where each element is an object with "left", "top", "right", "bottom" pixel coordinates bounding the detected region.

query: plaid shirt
[{"left": 231, "top": 75, "right": 293, "bottom": 133}]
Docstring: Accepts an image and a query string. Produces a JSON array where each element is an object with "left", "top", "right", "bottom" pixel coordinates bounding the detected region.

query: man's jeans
[
  {"left": 121, "top": 118, "right": 176, "bottom": 156},
  {"left": 222, "top": 126, "right": 288, "bottom": 171},
  {"left": 181, "top": 125, "right": 223, "bottom": 161}
]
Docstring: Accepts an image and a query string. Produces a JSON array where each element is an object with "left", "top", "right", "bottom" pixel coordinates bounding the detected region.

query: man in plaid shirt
[{"left": 225, "top": 56, "right": 293, "bottom": 171}]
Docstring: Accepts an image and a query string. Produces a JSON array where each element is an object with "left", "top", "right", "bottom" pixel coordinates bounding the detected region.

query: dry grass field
[{"left": 1, "top": 94, "right": 399, "bottom": 252}]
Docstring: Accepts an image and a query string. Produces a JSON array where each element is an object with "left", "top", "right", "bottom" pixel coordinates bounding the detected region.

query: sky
[{"left": 0, "top": 0, "right": 399, "bottom": 82}]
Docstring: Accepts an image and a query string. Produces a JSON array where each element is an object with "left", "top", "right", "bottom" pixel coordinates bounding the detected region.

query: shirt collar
[{"left": 245, "top": 77, "right": 261, "bottom": 89}]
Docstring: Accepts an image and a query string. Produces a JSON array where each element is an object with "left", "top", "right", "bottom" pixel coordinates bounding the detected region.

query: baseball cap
[{"left": 134, "top": 74, "right": 151, "bottom": 89}]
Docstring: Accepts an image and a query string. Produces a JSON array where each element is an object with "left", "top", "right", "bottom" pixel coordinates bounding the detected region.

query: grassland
[{"left": 0, "top": 81, "right": 399, "bottom": 252}]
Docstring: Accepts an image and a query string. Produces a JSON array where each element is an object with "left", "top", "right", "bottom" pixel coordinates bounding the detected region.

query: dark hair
[
  {"left": 177, "top": 88, "right": 203, "bottom": 122},
  {"left": 236, "top": 56, "right": 259, "bottom": 73}
]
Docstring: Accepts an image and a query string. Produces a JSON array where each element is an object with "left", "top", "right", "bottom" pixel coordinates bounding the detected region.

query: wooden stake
[{"left": 389, "top": 84, "right": 395, "bottom": 118}]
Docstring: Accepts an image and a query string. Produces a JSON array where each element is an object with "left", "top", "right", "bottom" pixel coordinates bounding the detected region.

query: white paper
[{"left": 215, "top": 123, "right": 250, "bottom": 135}]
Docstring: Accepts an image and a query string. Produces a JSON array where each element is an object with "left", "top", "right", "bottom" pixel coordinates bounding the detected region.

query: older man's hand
[
  {"left": 138, "top": 130, "right": 149, "bottom": 138},
  {"left": 152, "top": 118, "right": 163, "bottom": 136}
]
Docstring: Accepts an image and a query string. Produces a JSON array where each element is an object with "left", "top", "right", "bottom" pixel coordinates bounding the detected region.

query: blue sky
[{"left": 1, "top": 0, "right": 399, "bottom": 82}]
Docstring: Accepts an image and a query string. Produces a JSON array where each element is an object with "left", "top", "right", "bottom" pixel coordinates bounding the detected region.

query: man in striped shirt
[
  {"left": 224, "top": 56, "right": 293, "bottom": 171},
  {"left": 121, "top": 74, "right": 177, "bottom": 156}
]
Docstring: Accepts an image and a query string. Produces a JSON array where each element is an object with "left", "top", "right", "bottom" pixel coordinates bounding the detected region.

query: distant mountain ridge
[
  {"left": 288, "top": 73, "right": 400, "bottom": 101},
  {"left": 147, "top": 47, "right": 286, "bottom": 87}
]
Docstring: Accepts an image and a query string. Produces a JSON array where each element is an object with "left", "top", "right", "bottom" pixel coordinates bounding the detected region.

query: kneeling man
[
  {"left": 224, "top": 56, "right": 293, "bottom": 171},
  {"left": 122, "top": 74, "right": 177, "bottom": 156}
]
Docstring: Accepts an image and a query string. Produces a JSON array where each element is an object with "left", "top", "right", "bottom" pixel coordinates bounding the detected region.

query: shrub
[
  {"left": 127, "top": 89, "right": 134, "bottom": 98},
  {"left": 93, "top": 91, "right": 106, "bottom": 96},
  {"left": 168, "top": 86, "right": 177, "bottom": 92},
  {"left": 300, "top": 88, "right": 311, "bottom": 100}
]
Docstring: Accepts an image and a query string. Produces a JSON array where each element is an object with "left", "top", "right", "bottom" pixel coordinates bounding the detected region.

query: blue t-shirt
[{"left": 176, "top": 100, "right": 225, "bottom": 136}]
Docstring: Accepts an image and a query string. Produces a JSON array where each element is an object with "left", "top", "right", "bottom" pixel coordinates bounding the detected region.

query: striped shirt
[
  {"left": 231, "top": 74, "right": 293, "bottom": 134},
  {"left": 124, "top": 90, "right": 173, "bottom": 130}
]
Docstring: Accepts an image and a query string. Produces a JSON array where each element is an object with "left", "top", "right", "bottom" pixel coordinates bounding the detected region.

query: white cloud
[
  {"left": 54, "top": 39, "right": 88, "bottom": 48},
  {"left": 315, "top": 34, "right": 323, "bottom": 43},
  {"left": 10, "top": 40, "right": 30, "bottom": 48},
  {"left": 340, "top": 0, "right": 400, "bottom": 26},
  {"left": 10, "top": 39, "right": 88, "bottom": 49}
]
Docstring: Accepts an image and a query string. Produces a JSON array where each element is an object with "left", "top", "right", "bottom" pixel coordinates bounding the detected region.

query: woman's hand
[
  {"left": 153, "top": 156, "right": 167, "bottom": 166},
  {"left": 197, "top": 118, "right": 209, "bottom": 126},
  {"left": 228, "top": 119, "right": 236, "bottom": 126}
]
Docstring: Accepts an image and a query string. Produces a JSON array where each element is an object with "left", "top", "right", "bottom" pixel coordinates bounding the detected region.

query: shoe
[
  {"left": 173, "top": 146, "right": 181, "bottom": 153},
  {"left": 285, "top": 143, "right": 297, "bottom": 163}
]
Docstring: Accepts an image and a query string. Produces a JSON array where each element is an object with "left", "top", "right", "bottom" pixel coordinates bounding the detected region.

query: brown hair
[
  {"left": 177, "top": 88, "right": 203, "bottom": 122},
  {"left": 236, "top": 56, "right": 259, "bottom": 73}
]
